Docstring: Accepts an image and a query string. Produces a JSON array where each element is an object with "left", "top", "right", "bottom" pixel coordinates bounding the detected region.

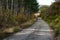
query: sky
[{"left": 37, "top": 0, "right": 55, "bottom": 5}]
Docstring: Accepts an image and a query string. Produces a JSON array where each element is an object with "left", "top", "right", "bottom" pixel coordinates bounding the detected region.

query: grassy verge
[
  {"left": 42, "top": 16, "right": 60, "bottom": 40},
  {"left": 0, "top": 18, "right": 36, "bottom": 40}
]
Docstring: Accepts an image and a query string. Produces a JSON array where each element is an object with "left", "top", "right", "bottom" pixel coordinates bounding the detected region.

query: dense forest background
[{"left": 0, "top": 0, "right": 39, "bottom": 29}]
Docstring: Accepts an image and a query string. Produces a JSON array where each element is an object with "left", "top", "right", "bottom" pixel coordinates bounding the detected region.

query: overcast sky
[{"left": 37, "top": 0, "right": 55, "bottom": 5}]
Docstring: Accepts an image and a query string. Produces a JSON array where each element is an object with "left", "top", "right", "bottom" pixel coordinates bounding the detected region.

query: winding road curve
[{"left": 4, "top": 18, "right": 54, "bottom": 40}]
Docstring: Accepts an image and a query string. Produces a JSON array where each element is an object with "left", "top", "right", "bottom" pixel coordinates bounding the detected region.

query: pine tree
[{"left": 24, "top": 0, "right": 39, "bottom": 13}]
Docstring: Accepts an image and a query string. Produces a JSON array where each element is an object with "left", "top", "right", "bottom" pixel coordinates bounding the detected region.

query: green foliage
[
  {"left": 16, "top": 13, "right": 27, "bottom": 24},
  {"left": 0, "top": 9, "right": 36, "bottom": 28},
  {"left": 13, "top": 27, "right": 19, "bottom": 33},
  {"left": 48, "top": 2, "right": 60, "bottom": 16},
  {"left": 40, "top": 2, "right": 60, "bottom": 39},
  {"left": 40, "top": 5, "right": 49, "bottom": 19},
  {"left": 24, "top": 0, "right": 39, "bottom": 13},
  {"left": 0, "top": 10, "right": 16, "bottom": 28}
]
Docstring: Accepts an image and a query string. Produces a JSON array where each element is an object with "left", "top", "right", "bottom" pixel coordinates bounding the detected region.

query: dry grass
[{"left": 0, "top": 18, "right": 36, "bottom": 40}]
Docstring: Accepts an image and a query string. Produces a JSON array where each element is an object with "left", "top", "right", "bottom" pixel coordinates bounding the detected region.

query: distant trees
[
  {"left": 40, "top": 5, "right": 49, "bottom": 14},
  {"left": 49, "top": 2, "right": 60, "bottom": 16},
  {"left": 40, "top": 5, "right": 49, "bottom": 19},
  {"left": 0, "top": 0, "right": 39, "bottom": 14},
  {"left": 40, "top": 2, "right": 60, "bottom": 18},
  {"left": 24, "top": 0, "right": 39, "bottom": 14}
]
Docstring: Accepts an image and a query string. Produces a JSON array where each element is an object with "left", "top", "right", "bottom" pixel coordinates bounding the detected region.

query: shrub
[{"left": 13, "top": 27, "right": 20, "bottom": 33}]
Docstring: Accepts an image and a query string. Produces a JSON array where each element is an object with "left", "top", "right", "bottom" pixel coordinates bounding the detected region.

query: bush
[
  {"left": 16, "top": 14, "right": 27, "bottom": 24},
  {"left": 13, "top": 27, "right": 19, "bottom": 33}
]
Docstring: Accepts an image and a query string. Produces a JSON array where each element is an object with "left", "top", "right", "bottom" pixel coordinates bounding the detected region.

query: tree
[
  {"left": 40, "top": 5, "right": 49, "bottom": 19},
  {"left": 24, "top": 0, "right": 39, "bottom": 14},
  {"left": 49, "top": 2, "right": 60, "bottom": 16}
]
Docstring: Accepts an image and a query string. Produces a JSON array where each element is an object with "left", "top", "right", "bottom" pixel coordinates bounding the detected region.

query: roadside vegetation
[
  {"left": 0, "top": 0, "right": 39, "bottom": 40},
  {"left": 40, "top": 2, "right": 60, "bottom": 40}
]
